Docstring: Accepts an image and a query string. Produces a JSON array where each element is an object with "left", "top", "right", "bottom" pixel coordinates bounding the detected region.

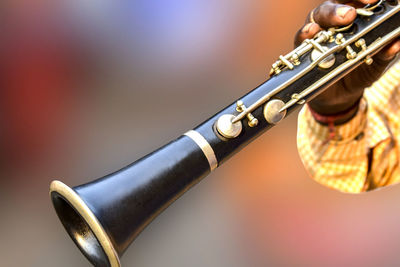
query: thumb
[{"left": 375, "top": 38, "right": 400, "bottom": 61}]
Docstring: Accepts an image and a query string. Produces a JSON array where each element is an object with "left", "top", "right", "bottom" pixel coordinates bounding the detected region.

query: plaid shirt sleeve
[{"left": 297, "top": 60, "right": 400, "bottom": 193}]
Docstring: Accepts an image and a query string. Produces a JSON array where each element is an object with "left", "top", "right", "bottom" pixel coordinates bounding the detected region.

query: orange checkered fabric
[{"left": 297, "top": 60, "right": 400, "bottom": 193}]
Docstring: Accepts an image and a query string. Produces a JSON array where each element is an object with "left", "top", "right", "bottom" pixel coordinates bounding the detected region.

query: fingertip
[
  {"left": 307, "top": 23, "right": 322, "bottom": 36},
  {"left": 294, "top": 23, "right": 321, "bottom": 47},
  {"left": 302, "top": 22, "right": 318, "bottom": 34},
  {"left": 376, "top": 39, "right": 400, "bottom": 61},
  {"left": 314, "top": 3, "right": 356, "bottom": 28},
  {"left": 385, "top": 40, "right": 400, "bottom": 58},
  {"left": 358, "top": 0, "right": 380, "bottom": 4},
  {"left": 335, "top": 5, "right": 356, "bottom": 24}
]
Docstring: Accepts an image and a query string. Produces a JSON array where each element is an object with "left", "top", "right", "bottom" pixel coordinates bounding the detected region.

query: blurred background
[{"left": 3, "top": 0, "right": 400, "bottom": 266}]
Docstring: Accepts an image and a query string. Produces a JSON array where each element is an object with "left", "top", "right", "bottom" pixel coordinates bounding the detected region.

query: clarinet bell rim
[{"left": 49, "top": 180, "right": 121, "bottom": 267}]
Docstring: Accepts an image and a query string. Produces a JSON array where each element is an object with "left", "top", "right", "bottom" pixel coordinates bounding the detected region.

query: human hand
[{"left": 295, "top": 0, "right": 400, "bottom": 117}]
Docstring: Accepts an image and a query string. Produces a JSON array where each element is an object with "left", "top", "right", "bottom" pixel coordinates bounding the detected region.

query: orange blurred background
[{"left": 3, "top": 0, "right": 400, "bottom": 266}]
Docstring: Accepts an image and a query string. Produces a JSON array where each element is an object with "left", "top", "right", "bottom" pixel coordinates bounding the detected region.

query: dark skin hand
[{"left": 295, "top": 0, "right": 400, "bottom": 119}]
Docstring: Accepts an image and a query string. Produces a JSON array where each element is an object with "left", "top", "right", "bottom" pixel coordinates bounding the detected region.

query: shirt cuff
[{"left": 300, "top": 97, "right": 367, "bottom": 144}]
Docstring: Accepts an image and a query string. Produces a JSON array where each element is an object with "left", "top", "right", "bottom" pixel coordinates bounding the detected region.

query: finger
[
  {"left": 294, "top": 23, "right": 322, "bottom": 46},
  {"left": 375, "top": 39, "right": 400, "bottom": 61},
  {"left": 312, "top": 2, "right": 357, "bottom": 28},
  {"left": 334, "top": 0, "right": 379, "bottom": 5}
]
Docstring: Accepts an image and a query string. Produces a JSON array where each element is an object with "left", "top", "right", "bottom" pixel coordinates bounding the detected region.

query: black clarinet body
[{"left": 50, "top": 1, "right": 400, "bottom": 266}]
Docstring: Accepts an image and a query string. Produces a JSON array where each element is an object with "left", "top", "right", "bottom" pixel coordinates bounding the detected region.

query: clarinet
[{"left": 50, "top": 1, "right": 400, "bottom": 266}]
